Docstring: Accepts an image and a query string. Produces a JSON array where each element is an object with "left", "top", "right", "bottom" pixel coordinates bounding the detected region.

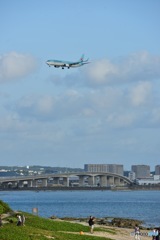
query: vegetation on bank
[
  {"left": 0, "top": 200, "right": 115, "bottom": 240},
  {"left": 0, "top": 200, "right": 12, "bottom": 214}
]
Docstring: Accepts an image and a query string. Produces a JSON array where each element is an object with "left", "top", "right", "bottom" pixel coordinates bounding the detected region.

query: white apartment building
[
  {"left": 84, "top": 164, "right": 124, "bottom": 175},
  {"left": 136, "top": 175, "right": 160, "bottom": 185},
  {"left": 128, "top": 171, "right": 136, "bottom": 181}
]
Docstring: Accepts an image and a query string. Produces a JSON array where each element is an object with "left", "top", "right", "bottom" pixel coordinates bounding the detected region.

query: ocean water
[{"left": 0, "top": 190, "right": 160, "bottom": 227}]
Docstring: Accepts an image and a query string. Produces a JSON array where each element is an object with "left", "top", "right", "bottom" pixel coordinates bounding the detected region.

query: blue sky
[{"left": 0, "top": 0, "right": 160, "bottom": 170}]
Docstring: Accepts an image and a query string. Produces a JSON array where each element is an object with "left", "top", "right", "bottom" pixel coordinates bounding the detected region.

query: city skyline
[
  {"left": 0, "top": 163, "right": 159, "bottom": 173},
  {"left": 0, "top": 1, "right": 160, "bottom": 169}
]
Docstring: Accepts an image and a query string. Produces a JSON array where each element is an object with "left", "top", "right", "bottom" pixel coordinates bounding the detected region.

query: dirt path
[
  {"left": 85, "top": 226, "right": 151, "bottom": 240},
  {"left": 65, "top": 221, "right": 152, "bottom": 240}
]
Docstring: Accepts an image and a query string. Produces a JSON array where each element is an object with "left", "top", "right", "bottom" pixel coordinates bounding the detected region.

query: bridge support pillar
[
  {"left": 32, "top": 180, "right": 38, "bottom": 187},
  {"left": 100, "top": 175, "right": 107, "bottom": 187},
  {"left": 18, "top": 181, "right": 24, "bottom": 188},
  {"left": 53, "top": 177, "right": 59, "bottom": 185},
  {"left": 63, "top": 177, "right": 69, "bottom": 187},
  {"left": 114, "top": 177, "right": 120, "bottom": 186},
  {"left": 107, "top": 176, "right": 114, "bottom": 186},
  {"left": 120, "top": 179, "right": 125, "bottom": 186},
  {"left": 79, "top": 176, "right": 84, "bottom": 186},
  {"left": 42, "top": 179, "right": 48, "bottom": 187},
  {"left": 28, "top": 180, "right": 33, "bottom": 187},
  {"left": 1, "top": 183, "right": 8, "bottom": 189},
  {"left": 6, "top": 181, "right": 17, "bottom": 188},
  {"left": 88, "top": 176, "right": 95, "bottom": 186}
]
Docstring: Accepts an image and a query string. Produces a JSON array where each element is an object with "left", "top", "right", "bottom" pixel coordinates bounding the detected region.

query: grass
[
  {"left": 0, "top": 200, "right": 12, "bottom": 214},
  {"left": 0, "top": 212, "right": 115, "bottom": 240}
]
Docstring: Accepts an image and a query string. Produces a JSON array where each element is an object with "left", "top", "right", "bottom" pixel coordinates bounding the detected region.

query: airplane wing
[{"left": 69, "top": 62, "right": 80, "bottom": 66}]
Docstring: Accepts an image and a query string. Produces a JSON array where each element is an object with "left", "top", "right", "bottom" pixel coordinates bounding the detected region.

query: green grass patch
[
  {"left": 0, "top": 212, "right": 115, "bottom": 240},
  {"left": 0, "top": 200, "right": 12, "bottom": 214},
  {"left": 25, "top": 213, "right": 90, "bottom": 232},
  {"left": 54, "top": 232, "right": 111, "bottom": 240}
]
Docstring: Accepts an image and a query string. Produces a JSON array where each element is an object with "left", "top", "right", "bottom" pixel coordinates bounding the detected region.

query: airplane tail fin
[
  {"left": 79, "top": 54, "right": 89, "bottom": 63},
  {"left": 80, "top": 54, "right": 85, "bottom": 62}
]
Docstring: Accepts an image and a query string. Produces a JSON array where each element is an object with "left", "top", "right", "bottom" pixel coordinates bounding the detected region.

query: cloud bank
[
  {"left": 2, "top": 51, "right": 159, "bottom": 131},
  {"left": 1, "top": 51, "right": 160, "bottom": 167},
  {"left": 85, "top": 51, "right": 160, "bottom": 86},
  {"left": 50, "top": 51, "right": 160, "bottom": 88},
  {"left": 0, "top": 52, "right": 37, "bottom": 83}
]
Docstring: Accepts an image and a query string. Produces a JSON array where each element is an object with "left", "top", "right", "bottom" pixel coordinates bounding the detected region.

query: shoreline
[
  {"left": 55, "top": 216, "right": 145, "bottom": 229},
  {"left": 1, "top": 185, "right": 160, "bottom": 191},
  {"left": 50, "top": 217, "right": 159, "bottom": 240},
  {"left": 1, "top": 211, "right": 157, "bottom": 240},
  {"left": 54, "top": 216, "right": 160, "bottom": 229}
]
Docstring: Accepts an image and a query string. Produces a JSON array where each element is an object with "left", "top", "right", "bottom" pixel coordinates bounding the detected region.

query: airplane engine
[{"left": 65, "top": 64, "right": 70, "bottom": 68}]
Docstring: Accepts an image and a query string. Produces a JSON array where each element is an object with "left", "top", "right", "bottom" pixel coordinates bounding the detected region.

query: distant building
[
  {"left": 84, "top": 164, "right": 108, "bottom": 172},
  {"left": 136, "top": 175, "right": 160, "bottom": 185},
  {"left": 107, "top": 164, "right": 124, "bottom": 176},
  {"left": 84, "top": 164, "right": 124, "bottom": 176},
  {"left": 155, "top": 165, "right": 160, "bottom": 175},
  {"left": 128, "top": 171, "right": 136, "bottom": 181},
  {"left": 131, "top": 165, "right": 150, "bottom": 178}
]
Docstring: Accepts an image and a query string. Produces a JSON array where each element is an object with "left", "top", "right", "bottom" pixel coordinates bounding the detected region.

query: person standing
[
  {"left": 22, "top": 214, "right": 25, "bottom": 226},
  {"left": 17, "top": 215, "right": 22, "bottom": 226},
  {"left": 153, "top": 228, "right": 159, "bottom": 240},
  {"left": 156, "top": 228, "right": 160, "bottom": 240},
  {"left": 88, "top": 216, "right": 95, "bottom": 234},
  {"left": 134, "top": 224, "right": 140, "bottom": 240}
]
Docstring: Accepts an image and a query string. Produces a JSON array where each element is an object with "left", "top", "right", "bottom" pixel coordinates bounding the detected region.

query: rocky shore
[
  {"left": 50, "top": 216, "right": 148, "bottom": 229},
  {"left": 49, "top": 216, "right": 156, "bottom": 240}
]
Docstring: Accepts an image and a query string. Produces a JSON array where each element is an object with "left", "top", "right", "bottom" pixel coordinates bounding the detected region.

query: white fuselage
[
  {"left": 46, "top": 55, "right": 89, "bottom": 69},
  {"left": 46, "top": 60, "right": 82, "bottom": 68}
]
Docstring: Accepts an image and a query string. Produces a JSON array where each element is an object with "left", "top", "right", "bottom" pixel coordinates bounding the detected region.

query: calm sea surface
[{"left": 0, "top": 190, "right": 160, "bottom": 227}]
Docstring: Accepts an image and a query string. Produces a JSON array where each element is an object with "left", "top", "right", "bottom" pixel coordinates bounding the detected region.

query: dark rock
[
  {"left": 50, "top": 215, "right": 145, "bottom": 229},
  {"left": 50, "top": 215, "right": 57, "bottom": 219},
  {"left": 107, "top": 217, "right": 143, "bottom": 228}
]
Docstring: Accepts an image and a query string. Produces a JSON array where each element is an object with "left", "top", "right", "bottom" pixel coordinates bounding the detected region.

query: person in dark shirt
[{"left": 88, "top": 216, "right": 95, "bottom": 234}]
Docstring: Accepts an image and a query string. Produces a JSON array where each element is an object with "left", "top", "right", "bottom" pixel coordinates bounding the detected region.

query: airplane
[{"left": 46, "top": 54, "right": 89, "bottom": 69}]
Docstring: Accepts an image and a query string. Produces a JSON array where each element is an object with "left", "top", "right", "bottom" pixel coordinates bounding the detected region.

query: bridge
[{"left": 0, "top": 172, "right": 132, "bottom": 189}]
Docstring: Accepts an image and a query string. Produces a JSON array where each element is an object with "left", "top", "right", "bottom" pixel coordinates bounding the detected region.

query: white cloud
[
  {"left": 106, "top": 112, "right": 137, "bottom": 128},
  {"left": 85, "top": 59, "right": 117, "bottom": 84},
  {"left": 13, "top": 95, "right": 56, "bottom": 120},
  {"left": 36, "top": 96, "right": 55, "bottom": 114},
  {"left": 48, "top": 51, "right": 160, "bottom": 91},
  {"left": 83, "top": 51, "right": 160, "bottom": 86},
  {"left": 0, "top": 52, "right": 37, "bottom": 83},
  {"left": 3, "top": 51, "right": 160, "bottom": 136},
  {"left": 129, "top": 81, "right": 152, "bottom": 107},
  {"left": 7, "top": 82, "right": 153, "bottom": 127}
]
